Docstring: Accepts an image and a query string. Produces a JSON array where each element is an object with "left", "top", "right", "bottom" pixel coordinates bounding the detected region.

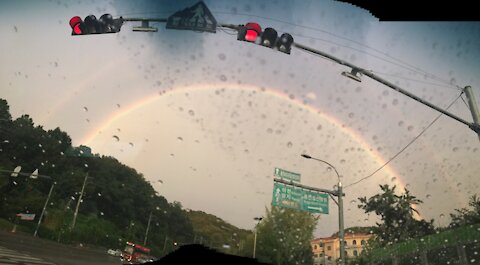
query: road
[{"left": 0, "top": 229, "right": 123, "bottom": 265}]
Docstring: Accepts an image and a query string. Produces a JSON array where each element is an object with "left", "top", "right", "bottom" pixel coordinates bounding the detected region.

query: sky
[{"left": 1, "top": 0, "right": 479, "bottom": 237}]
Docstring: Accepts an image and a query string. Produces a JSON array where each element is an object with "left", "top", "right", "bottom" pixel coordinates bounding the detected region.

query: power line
[
  {"left": 369, "top": 71, "right": 459, "bottom": 89},
  {"left": 213, "top": 11, "right": 458, "bottom": 88},
  {"left": 116, "top": 9, "right": 458, "bottom": 89},
  {"left": 344, "top": 91, "right": 465, "bottom": 189}
]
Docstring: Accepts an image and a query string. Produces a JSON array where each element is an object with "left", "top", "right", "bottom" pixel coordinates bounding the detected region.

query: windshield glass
[{"left": 0, "top": 1, "right": 479, "bottom": 265}]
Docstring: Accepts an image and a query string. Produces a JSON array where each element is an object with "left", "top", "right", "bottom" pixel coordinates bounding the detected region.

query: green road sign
[
  {"left": 272, "top": 182, "right": 328, "bottom": 214},
  {"left": 274, "top": 167, "right": 301, "bottom": 182}
]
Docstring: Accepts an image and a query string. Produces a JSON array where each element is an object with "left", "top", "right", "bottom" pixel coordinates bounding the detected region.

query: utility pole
[
  {"left": 144, "top": 211, "right": 152, "bottom": 245},
  {"left": 71, "top": 173, "right": 88, "bottom": 230},
  {"left": 34, "top": 182, "right": 55, "bottom": 237},
  {"left": 464, "top": 86, "right": 480, "bottom": 141}
]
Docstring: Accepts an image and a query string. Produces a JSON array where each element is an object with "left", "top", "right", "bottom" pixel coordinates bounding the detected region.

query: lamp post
[
  {"left": 0, "top": 167, "right": 56, "bottom": 238},
  {"left": 301, "top": 154, "right": 345, "bottom": 265},
  {"left": 253, "top": 216, "right": 263, "bottom": 259}
]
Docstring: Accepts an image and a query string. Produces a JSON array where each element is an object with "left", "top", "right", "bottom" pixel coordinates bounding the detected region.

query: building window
[
  {"left": 314, "top": 245, "right": 318, "bottom": 250},
  {"left": 327, "top": 246, "right": 331, "bottom": 251},
  {"left": 320, "top": 243, "right": 324, "bottom": 247},
  {"left": 353, "top": 250, "right": 358, "bottom": 256},
  {"left": 352, "top": 240, "right": 357, "bottom": 245},
  {"left": 327, "top": 257, "right": 332, "bottom": 261},
  {"left": 320, "top": 253, "right": 323, "bottom": 257},
  {"left": 361, "top": 240, "right": 366, "bottom": 245}
]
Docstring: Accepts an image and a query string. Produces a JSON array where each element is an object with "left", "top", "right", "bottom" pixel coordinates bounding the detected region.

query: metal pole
[
  {"left": 338, "top": 181, "right": 345, "bottom": 265},
  {"left": 293, "top": 42, "right": 477, "bottom": 133},
  {"left": 34, "top": 182, "right": 55, "bottom": 237},
  {"left": 144, "top": 211, "right": 152, "bottom": 245},
  {"left": 253, "top": 228, "right": 257, "bottom": 258},
  {"left": 71, "top": 173, "right": 88, "bottom": 230},
  {"left": 464, "top": 86, "right": 480, "bottom": 141}
]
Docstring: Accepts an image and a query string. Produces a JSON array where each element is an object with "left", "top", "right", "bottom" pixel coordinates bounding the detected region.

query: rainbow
[{"left": 79, "top": 83, "right": 422, "bottom": 217}]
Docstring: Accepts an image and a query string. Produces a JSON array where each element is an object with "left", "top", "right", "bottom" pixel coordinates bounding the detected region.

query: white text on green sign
[
  {"left": 271, "top": 182, "right": 328, "bottom": 214},
  {"left": 274, "top": 167, "right": 301, "bottom": 182}
]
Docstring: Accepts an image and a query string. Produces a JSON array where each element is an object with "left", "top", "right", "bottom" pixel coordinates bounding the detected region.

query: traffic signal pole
[
  {"left": 292, "top": 43, "right": 480, "bottom": 139},
  {"left": 464, "top": 86, "right": 480, "bottom": 141}
]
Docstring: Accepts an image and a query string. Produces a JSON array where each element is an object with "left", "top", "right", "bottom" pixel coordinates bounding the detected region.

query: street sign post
[
  {"left": 166, "top": 1, "right": 217, "bottom": 33},
  {"left": 271, "top": 182, "right": 328, "bottom": 214},
  {"left": 274, "top": 167, "right": 301, "bottom": 182}
]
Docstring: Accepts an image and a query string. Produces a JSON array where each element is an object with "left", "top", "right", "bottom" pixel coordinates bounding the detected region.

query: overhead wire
[
  {"left": 212, "top": 11, "right": 459, "bottom": 88},
  {"left": 115, "top": 9, "right": 466, "bottom": 90},
  {"left": 344, "top": 91, "right": 465, "bottom": 189}
]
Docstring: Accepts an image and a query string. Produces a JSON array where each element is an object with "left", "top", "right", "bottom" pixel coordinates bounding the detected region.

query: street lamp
[
  {"left": 253, "top": 216, "right": 263, "bottom": 259},
  {"left": 0, "top": 167, "right": 56, "bottom": 237},
  {"left": 301, "top": 154, "right": 346, "bottom": 265}
]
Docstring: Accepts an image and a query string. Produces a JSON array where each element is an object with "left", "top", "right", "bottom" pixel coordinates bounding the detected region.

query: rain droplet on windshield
[
  {"left": 407, "top": 125, "right": 414, "bottom": 131},
  {"left": 177, "top": 137, "right": 183, "bottom": 142},
  {"left": 83, "top": 107, "right": 88, "bottom": 112},
  {"left": 218, "top": 53, "right": 226, "bottom": 60},
  {"left": 287, "top": 142, "right": 293, "bottom": 148},
  {"left": 188, "top": 110, "right": 195, "bottom": 116},
  {"left": 113, "top": 135, "right": 120, "bottom": 141}
]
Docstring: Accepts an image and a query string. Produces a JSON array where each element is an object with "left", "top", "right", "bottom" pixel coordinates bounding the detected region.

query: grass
[{"left": 366, "top": 223, "right": 480, "bottom": 261}]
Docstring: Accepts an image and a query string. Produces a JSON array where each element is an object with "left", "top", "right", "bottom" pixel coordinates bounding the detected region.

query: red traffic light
[
  {"left": 69, "top": 16, "right": 85, "bottom": 35},
  {"left": 69, "top": 14, "right": 123, "bottom": 36},
  {"left": 245, "top": 22, "right": 261, "bottom": 42},
  {"left": 237, "top": 22, "right": 262, "bottom": 42}
]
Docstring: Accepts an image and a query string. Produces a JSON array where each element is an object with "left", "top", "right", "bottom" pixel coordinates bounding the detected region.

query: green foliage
[
  {"left": 0, "top": 97, "right": 200, "bottom": 257},
  {"left": 357, "top": 223, "right": 480, "bottom": 264},
  {"left": 358, "top": 184, "right": 435, "bottom": 246},
  {"left": 250, "top": 206, "right": 318, "bottom": 265},
  {"left": 186, "top": 210, "right": 251, "bottom": 254},
  {"left": 449, "top": 194, "right": 480, "bottom": 227}
]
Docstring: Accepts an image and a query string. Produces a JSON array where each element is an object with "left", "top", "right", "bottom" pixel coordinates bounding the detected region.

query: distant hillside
[{"left": 186, "top": 210, "right": 251, "bottom": 254}]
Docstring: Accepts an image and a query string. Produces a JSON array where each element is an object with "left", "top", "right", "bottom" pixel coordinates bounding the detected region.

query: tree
[
  {"left": 449, "top": 194, "right": 480, "bottom": 227},
  {"left": 358, "top": 184, "right": 434, "bottom": 246},
  {"left": 250, "top": 206, "right": 318, "bottom": 265}
]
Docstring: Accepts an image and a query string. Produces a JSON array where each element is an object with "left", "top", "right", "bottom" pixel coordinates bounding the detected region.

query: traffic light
[
  {"left": 69, "top": 14, "right": 123, "bottom": 35},
  {"left": 237, "top": 23, "right": 294, "bottom": 54},
  {"left": 237, "top": 22, "right": 262, "bottom": 42}
]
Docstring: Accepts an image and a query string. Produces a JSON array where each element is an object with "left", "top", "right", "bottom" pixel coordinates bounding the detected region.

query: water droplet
[
  {"left": 407, "top": 125, "right": 414, "bottom": 131},
  {"left": 83, "top": 106, "right": 88, "bottom": 112},
  {"left": 426, "top": 194, "right": 431, "bottom": 198},
  {"left": 287, "top": 142, "right": 293, "bottom": 148},
  {"left": 452, "top": 147, "right": 459, "bottom": 152},
  {"left": 170, "top": 153, "right": 175, "bottom": 157},
  {"left": 244, "top": 149, "right": 249, "bottom": 154},
  {"left": 348, "top": 113, "right": 354, "bottom": 118},
  {"left": 392, "top": 99, "right": 399, "bottom": 106},
  {"left": 317, "top": 125, "right": 322, "bottom": 130},
  {"left": 391, "top": 177, "right": 397, "bottom": 182},
  {"left": 340, "top": 159, "right": 346, "bottom": 164},
  {"left": 177, "top": 137, "right": 183, "bottom": 142},
  {"left": 219, "top": 75, "right": 227, "bottom": 82},
  {"left": 84, "top": 164, "right": 88, "bottom": 168},
  {"left": 100, "top": 212, "right": 104, "bottom": 216},
  {"left": 97, "top": 193, "right": 102, "bottom": 197},
  {"left": 218, "top": 53, "right": 226, "bottom": 60},
  {"left": 113, "top": 135, "right": 119, "bottom": 141},
  {"left": 266, "top": 128, "right": 273, "bottom": 134},
  {"left": 398, "top": 121, "right": 404, "bottom": 127},
  {"left": 129, "top": 142, "right": 134, "bottom": 147},
  {"left": 188, "top": 110, "right": 195, "bottom": 116}
]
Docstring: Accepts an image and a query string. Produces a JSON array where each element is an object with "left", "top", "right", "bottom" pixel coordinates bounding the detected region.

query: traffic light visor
[
  {"left": 245, "top": 22, "right": 261, "bottom": 42},
  {"left": 69, "top": 16, "right": 82, "bottom": 28}
]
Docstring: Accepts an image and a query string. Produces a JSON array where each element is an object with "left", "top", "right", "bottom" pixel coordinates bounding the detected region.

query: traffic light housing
[
  {"left": 69, "top": 14, "right": 123, "bottom": 35},
  {"left": 237, "top": 22, "right": 262, "bottom": 42},
  {"left": 238, "top": 23, "right": 294, "bottom": 54}
]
